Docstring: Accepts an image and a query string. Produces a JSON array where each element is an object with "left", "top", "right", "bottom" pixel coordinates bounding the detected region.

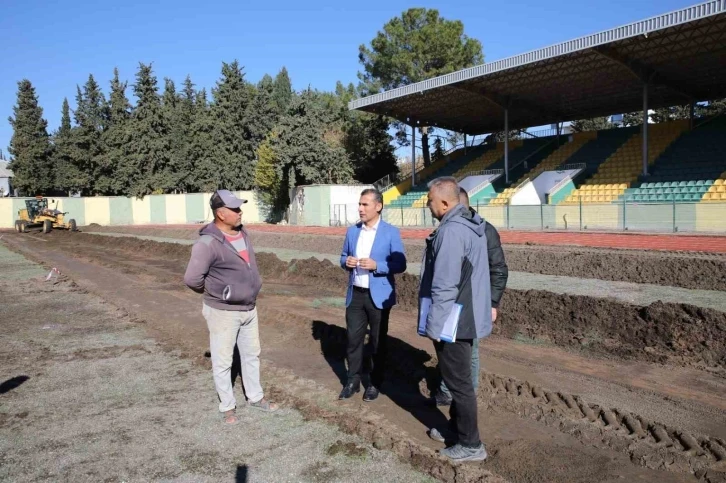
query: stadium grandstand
[{"left": 349, "top": 0, "right": 726, "bottom": 231}]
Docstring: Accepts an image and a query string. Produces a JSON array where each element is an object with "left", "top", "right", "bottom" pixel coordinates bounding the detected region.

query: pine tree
[
  {"left": 188, "top": 89, "right": 218, "bottom": 191},
  {"left": 212, "top": 60, "right": 254, "bottom": 189},
  {"left": 334, "top": 82, "right": 396, "bottom": 183},
  {"left": 98, "top": 68, "right": 132, "bottom": 195},
  {"left": 53, "top": 98, "right": 85, "bottom": 195},
  {"left": 273, "top": 67, "right": 293, "bottom": 115},
  {"left": 246, "top": 74, "right": 279, "bottom": 157},
  {"left": 72, "top": 74, "right": 106, "bottom": 194},
  {"left": 272, "top": 90, "right": 353, "bottom": 197},
  {"left": 126, "top": 63, "right": 172, "bottom": 196},
  {"left": 162, "top": 78, "right": 192, "bottom": 192},
  {"left": 7, "top": 79, "right": 53, "bottom": 195},
  {"left": 173, "top": 75, "right": 198, "bottom": 192}
]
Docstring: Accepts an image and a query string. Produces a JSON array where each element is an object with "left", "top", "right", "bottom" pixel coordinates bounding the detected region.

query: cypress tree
[
  {"left": 212, "top": 60, "right": 254, "bottom": 189},
  {"left": 7, "top": 79, "right": 53, "bottom": 195},
  {"left": 126, "top": 63, "right": 171, "bottom": 196},
  {"left": 53, "top": 98, "right": 86, "bottom": 195},
  {"left": 72, "top": 74, "right": 106, "bottom": 194},
  {"left": 98, "top": 68, "right": 132, "bottom": 195},
  {"left": 246, "top": 74, "right": 279, "bottom": 158},
  {"left": 273, "top": 67, "right": 293, "bottom": 115},
  {"left": 188, "top": 89, "right": 218, "bottom": 192}
]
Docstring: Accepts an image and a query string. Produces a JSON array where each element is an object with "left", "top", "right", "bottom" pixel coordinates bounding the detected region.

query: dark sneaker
[
  {"left": 439, "top": 443, "right": 488, "bottom": 462},
  {"left": 338, "top": 382, "right": 360, "bottom": 400},
  {"left": 363, "top": 385, "right": 379, "bottom": 402}
]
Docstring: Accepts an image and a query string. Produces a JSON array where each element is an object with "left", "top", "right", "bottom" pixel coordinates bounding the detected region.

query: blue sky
[{"left": 0, "top": 0, "right": 696, "bottom": 156}]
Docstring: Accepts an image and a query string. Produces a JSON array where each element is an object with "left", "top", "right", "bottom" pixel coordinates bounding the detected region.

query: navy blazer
[{"left": 340, "top": 219, "right": 407, "bottom": 309}]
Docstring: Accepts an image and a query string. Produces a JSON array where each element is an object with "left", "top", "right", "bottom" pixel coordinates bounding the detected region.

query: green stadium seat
[
  {"left": 664, "top": 188, "right": 673, "bottom": 194},
  {"left": 705, "top": 180, "right": 715, "bottom": 186},
  {"left": 654, "top": 182, "right": 663, "bottom": 188},
  {"left": 687, "top": 181, "right": 696, "bottom": 187},
  {"left": 648, "top": 195, "right": 658, "bottom": 201},
  {"left": 675, "top": 194, "right": 685, "bottom": 201},
  {"left": 695, "top": 180, "right": 704, "bottom": 186}
]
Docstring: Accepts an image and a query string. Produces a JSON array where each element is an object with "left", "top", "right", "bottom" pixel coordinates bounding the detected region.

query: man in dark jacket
[
  {"left": 184, "top": 190, "right": 278, "bottom": 425},
  {"left": 430, "top": 187, "right": 508, "bottom": 407},
  {"left": 418, "top": 177, "right": 490, "bottom": 462}
]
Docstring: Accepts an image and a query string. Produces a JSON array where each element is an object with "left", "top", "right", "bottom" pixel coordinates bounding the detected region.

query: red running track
[{"left": 244, "top": 224, "right": 726, "bottom": 253}]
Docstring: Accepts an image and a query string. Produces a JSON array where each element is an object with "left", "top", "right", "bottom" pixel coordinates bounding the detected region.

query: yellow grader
[{"left": 15, "top": 197, "right": 77, "bottom": 234}]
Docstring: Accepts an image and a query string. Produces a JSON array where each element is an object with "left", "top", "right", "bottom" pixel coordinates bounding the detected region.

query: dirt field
[
  {"left": 83, "top": 225, "right": 726, "bottom": 291},
  {"left": 2, "top": 229, "right": 726, "bottom": 483},
  {"left": 0, "top": 245, "right": 434, "bottom": 483}
]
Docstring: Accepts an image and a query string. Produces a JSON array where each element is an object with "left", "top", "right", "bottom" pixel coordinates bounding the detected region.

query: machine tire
[
  {"left": 42, "top": 220, "right": 53, "bottom": 234},
  {"left": 15, "top": 220, "right": 21, "bottom": 232},
  {"left": 68, "top": 219, "right": 77, "bottom": 232},
  {"left": 19, "top": 222, "right": 27, "bottom": 233}
]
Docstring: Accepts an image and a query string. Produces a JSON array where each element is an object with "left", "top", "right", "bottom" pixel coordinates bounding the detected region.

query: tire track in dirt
[
  {"left": 296, "top": 314, "right": 726, "bottom": 481},
  {"left": 4, "top": 234, "right": 723, "bottom": 481}
]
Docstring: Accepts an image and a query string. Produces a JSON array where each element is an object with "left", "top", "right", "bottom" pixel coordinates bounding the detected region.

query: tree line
[
  {"left": 9, "top": 8, "right": 726, "bottom": 212},
  {"left": 7, "top": 62, "right": 396, "bottom": 214}
]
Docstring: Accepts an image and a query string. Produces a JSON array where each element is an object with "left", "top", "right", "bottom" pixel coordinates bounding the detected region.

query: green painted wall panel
[
  {"left": 549, "top": 180, "right": 575, "bottom": 205},
  {"left": 185, "top": 193, "right": 206, "bottom": 223},
  {"left": 62, "top": 198, "right": 86, "bottom": 226},
  {"left": 150, "top": 196, "right": 166, "bottom": 224},
  {"left": 109, "top": 197, "right": 133, "bottom": 225}
]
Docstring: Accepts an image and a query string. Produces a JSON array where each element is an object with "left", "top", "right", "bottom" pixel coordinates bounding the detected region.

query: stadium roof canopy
[{"left": 349, "top": 0, "right": 726, "bottom": 135}]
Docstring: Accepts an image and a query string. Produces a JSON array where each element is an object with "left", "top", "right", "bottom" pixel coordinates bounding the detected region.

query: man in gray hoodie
[
  {"left": 418, "top": 177, "right": 491, "bottom": 462},
  {"left": 184, "top": 190, "right": 278, "bottom": 425}
]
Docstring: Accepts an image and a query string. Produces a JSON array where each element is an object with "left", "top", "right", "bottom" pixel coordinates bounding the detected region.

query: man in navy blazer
[{"left": 339, "top": 188, "right": 407, "bottom": 401}]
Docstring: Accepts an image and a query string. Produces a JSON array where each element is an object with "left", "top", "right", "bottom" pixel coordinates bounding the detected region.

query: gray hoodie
[
  {"left": 418, "top": 204, "right": 492, "bottom": 341},
  {"left": 183, "top": 223, "right": 262, "bottom": 311}
]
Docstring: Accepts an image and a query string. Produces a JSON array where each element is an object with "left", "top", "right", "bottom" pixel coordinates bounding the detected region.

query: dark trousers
[
  {"left": 435, "top": 339, "right": 481, "bottom": 447},
  {"left": 345, "top": 287, "right": 390, "bottom": 388}
]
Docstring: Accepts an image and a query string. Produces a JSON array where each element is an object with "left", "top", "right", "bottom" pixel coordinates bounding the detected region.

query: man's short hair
[
  {"left": 361, "top": 188, "right": 384, "bottom": 213},
  {"left": 459, "top": 187, "right": 469, "bottom": 201},
  {"left": 428, "top": 177, "right": 460, "bottom": 202}
]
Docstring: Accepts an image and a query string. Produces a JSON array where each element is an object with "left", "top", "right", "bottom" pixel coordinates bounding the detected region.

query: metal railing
[
  {"left": 381, "top": 200, "right": 726, "bottom": 233},
  {"left": 521, "top": 128, "right": 559, "bottom": 138},
  {"left": 557, "top": 163, "right": 587, "bottom": 171},
  {"left": 372, "top": 136, "right": 493, "bottom": 192},
  {"left": 466, "top": 170, "right": 505, "bottom": 195},
  {"left": 455, "top": 169, "right": 503, "bottom": 183},
  {"left": 508, "top": 135, "right": 563, "bottom": 174}
]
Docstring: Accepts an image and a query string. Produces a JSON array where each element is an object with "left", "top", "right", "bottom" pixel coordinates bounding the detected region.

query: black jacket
[{"left": 483, "top": 218, "right": 508, "bottom": 308}]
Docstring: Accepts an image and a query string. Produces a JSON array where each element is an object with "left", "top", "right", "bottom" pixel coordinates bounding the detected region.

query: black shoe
[
  {"left": 363, "top": 385, "right": 379, "bottom": 402},
  {"left": 338, "top": 382, "right": 360, "bottom": 400}
]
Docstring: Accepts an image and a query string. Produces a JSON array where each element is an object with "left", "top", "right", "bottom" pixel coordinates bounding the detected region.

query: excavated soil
[
  {"left": 83, "top": 226, "right": 726, "bottom": 291},
  {"left": 32, "top": 232, "right": 726, "bottom": 373},
  {"left": 4, "top": 231, "right": 726, "bottom": 482}
]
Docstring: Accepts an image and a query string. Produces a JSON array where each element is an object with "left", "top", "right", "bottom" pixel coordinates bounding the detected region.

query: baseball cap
[{"left": 210, "top": 190, "right": 247, "bottom": 210}]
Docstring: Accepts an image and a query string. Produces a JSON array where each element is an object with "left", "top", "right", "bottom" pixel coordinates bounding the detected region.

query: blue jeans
[{"left": 439, "top": 338, "right": 479, "bottom": 397}]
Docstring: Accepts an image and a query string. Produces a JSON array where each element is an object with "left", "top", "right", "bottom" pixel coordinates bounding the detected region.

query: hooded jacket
[
  {"left": 418, "top": 204, "right": 492, "bottom": 341},
  {"left": 183, "top": 223, "right": 262, "bottom": 311}
]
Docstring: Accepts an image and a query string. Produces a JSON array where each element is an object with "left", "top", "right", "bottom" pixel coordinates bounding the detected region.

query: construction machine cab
[{"left": 24, "top": 198, "right": 47, "bottom": 221}]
